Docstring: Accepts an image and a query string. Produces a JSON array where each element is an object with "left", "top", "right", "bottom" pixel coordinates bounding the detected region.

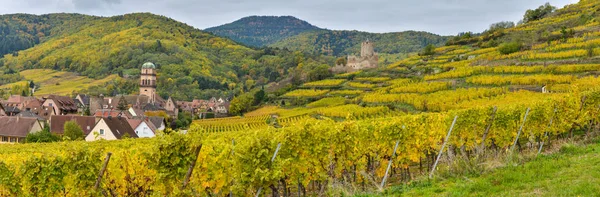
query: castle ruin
[{"left": 331, "top": 40, "right": 379, "bottom": 73}]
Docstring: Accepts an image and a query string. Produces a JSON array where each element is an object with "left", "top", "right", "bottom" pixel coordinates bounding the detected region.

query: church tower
[{"left": 140, "top": 62, "right": 157, "bottom": 104}]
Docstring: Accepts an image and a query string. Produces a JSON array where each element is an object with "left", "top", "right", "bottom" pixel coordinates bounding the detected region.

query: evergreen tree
[
  {"left": 83, "top": 106, "right": 91, "bottom": 116},
  {"left": 117, "top": 95, "right": 128, "bottom": 111}
]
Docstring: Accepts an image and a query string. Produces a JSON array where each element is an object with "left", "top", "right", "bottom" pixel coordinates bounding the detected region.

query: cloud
[
  {"left": 0, "top": 0, "right": 577, "bottom": 35},
  {"left": 72, "top": 0, "right": 121, "bottom": 11}
]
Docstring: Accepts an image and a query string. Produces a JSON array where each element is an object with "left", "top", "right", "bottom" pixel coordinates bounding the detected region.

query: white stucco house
[
  {"left": 127, "top": 119, "right": 155, "bottom": 138},
  {"left": 85, "top": 117, "right": 138, "bottom": 141}
]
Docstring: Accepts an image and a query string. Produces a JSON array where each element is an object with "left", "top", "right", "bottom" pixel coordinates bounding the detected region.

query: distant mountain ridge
[
  {"left": 206, "top": 15, "right": 449, "bottom": 57},
  {"left": 205, "top": 16, "right": 322, "bottom": 47}
]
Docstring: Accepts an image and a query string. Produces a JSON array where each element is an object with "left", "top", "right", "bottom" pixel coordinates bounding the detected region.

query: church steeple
[{"left": 140, "top": 62, "right": 157, "bottom": 103}]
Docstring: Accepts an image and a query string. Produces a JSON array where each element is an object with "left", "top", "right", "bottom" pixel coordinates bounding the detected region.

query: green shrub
[{"left": 498, "top": 42, "right": 522, "bottom": 55}]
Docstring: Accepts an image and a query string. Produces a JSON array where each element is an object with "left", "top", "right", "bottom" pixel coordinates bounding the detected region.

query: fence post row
[
  {"left": 255, "top": 143, "right": 282, "bottom": 197},
  {"left": 429, "top": 115, "right": 458, "bottom": 179},
  {"left": 94, "top": 152, "right": 112, "bottom": 190}
]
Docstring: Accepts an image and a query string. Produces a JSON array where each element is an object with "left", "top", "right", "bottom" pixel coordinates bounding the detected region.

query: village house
[
  {"left": 0, "top": 116, "right": 44, "bottom": 143},
  {"left": 176, "top": 97, "right": 230, "bottom": 118},
  {"left": 17, "top": 111, "right": 47, "bottom": 122},
  {"left": 93, "top": 109, "right": 133, "bottom": 120},
  {"left": 0, "top": 95, "right": 54, "bottom": 118},
  {"left": 42, "top": 95, "right": 78, "bottom": 115},
  {"left": 85, "top": 116, "right": 138, "bottom": 141},
  {"left": 148, "top": 116, "right": 166, "bottom": 131},
  {"left": 2, "top": 95, "right": 40, "bottom": 110},
  {"left": 127, "top": 119, "right": 156, "bottom": 138},
  {"left": 127, "top": 107, "right": 145, "bottom": 117},
  {"left": 49, "top": 115, "right": 97, "bottom": 136}
]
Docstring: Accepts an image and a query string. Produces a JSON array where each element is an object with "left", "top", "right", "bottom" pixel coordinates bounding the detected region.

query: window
[
  {"left": 1, "top": 136, "right": 7, "bottom": 142},
  {"left": 99, "top": 129, "right": 105, "bottom": 135},
  {"left": 49, "top": 103, "right": 53, "bottom": 107},
  {"left": 136, "top": 131, "right": 139, "bottom": 134},
  {"left": 9, "top": 137, "right": 16, "bottom": 142}
]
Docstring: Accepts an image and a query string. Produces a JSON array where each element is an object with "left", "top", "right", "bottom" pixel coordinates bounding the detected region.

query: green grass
[{"left": 364, "top": 140, "right": 600, "bottom": 196}]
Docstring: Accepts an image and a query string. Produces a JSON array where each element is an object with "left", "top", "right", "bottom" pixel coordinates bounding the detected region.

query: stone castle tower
[
  {"left": 140, "top": 62, "right": 157, "bottom": 103},
  {"left": 331, "top": 40, "right": 378, "bottom": 73},
  {"left": 360, "top": 40, "right": 375, "bottom": 57}
]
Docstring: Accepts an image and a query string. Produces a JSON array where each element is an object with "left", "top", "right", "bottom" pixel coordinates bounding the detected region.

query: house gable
[
  {"left": 134, "top": 121, "right": 155, "bottom": 138},
  {"left": 86, "top": 119, "right": 117, "bottom": 141}
]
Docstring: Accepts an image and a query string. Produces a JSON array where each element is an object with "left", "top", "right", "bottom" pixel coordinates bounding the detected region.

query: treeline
[{"left": 270, "top": 30, "right": 449, "bottom": 56}]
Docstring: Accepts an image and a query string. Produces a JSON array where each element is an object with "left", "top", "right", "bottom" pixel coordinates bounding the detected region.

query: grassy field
[
  {"left": 4, "top": 69, "right": 119, "bottom": 96},
  {"left": 367, "top": 140, "right": 600, "bottom": 196}
]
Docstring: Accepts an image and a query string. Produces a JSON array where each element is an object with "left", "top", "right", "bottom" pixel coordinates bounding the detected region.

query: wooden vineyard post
[
  {"left": 429, "top": 116, "right": 458, "bottom": 179},
  {"left": 478, "top": 106, "right": 498, "bottom": 155},
  {"left": 182, "top": 144, "right": 203, "bottom": 189},
  {"left": 538, "top": 108, "right": 557, "bottom": 156},
  {"left": 380, "top": 140, "right": 400, "bottom": 189},
  {"left": 255, "top": 143, "right": 282, "bottom": 197},
  {"left": 94, "top": 152, "right": 112, "bottom": 190},
  {"left": 510, "top": 108, "right": 530, "bottom": 155},
  {"left": 230, "top": 139, "right": 235, "bottom": 197}
]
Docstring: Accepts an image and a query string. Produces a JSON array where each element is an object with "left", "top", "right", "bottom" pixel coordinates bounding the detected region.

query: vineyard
[
  {"left": 1, "top": 89, "right": 600, "bottom": 196},
  {"left": 3, "top": 0, "right": 600, "bottom": 196}
]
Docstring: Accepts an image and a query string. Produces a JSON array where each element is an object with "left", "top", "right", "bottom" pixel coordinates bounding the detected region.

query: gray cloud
[
  {"left": 72, "top": 0, "right": 122, "bottom": 11},
  {"left": 0, "top": 0, "right": 577, "bottom": 35}
]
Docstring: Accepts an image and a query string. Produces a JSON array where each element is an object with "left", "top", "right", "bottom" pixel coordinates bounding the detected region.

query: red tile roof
[{"left": 50, "top": 115, "right": 97, "bottom": 135}]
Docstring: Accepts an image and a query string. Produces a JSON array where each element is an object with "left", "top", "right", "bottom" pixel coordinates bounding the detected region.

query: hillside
[
  {"left": 0, "top": 13, "right": 332, "bottom": 100},
  {"left": 205, "top": 16, "right": 322, "bottom": 47},
  {"left": 0, "top": 69, "right": 120, "bottom": 96},
  {"left": 270, "top": 30, "right": 449, "bottom": 57}
]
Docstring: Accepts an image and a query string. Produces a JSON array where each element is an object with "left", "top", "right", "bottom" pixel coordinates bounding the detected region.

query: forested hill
[
  {"left": 206, "top": 15, "right": 449, "bottom": 57},
  {"left": 0, "top": 13, "right": 99, "bottom": 57},
  {"left": 269, "top": 30, "right": 449, "bottom": 56},
  {"left": 0, "top": 13, "right": 332, "bottom": 101},
  {"left": 205, "top": 16, "right": 322, "bottom": 47}
]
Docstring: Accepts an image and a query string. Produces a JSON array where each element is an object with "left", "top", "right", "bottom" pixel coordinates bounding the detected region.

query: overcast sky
[{"left": 0, "top": 0, "right": 579, "bottom": 35}]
